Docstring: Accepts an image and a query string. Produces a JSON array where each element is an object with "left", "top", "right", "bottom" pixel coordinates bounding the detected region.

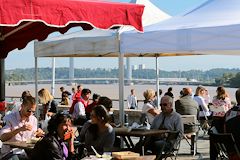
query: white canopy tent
[
  {"left": 35, "top": 29, "right": 119, "bottom": 57},
  {"left": 120, "top": 0, "right": 240, "bottom": 56},
  {"left": 34, "top": 0, "right": 171, "bottom": 125}
]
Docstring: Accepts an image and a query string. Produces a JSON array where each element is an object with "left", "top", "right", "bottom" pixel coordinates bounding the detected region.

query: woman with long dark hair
[
  {"left": 31, "top": 113, "right": 75, "bottom": 160},
  {"left": 80, "top": 105, "right": 115, "bottom": 154}
]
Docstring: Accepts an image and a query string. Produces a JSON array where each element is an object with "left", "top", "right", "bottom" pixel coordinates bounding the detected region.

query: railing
[{"left": 5, "top": 96, "right": 145, "bottom": 109}]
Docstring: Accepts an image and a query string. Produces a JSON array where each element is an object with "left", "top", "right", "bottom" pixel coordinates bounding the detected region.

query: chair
[
  {"left": 161, "top": 131, "right": 181, "bottom": 160},
  {"left": 210, "top": 132, "right": 240, "bottom": 159},
  {"left": 197, "top": 105, "right": 211, "bottom": 137},
  {"left": 181, "top": 115, "right": 199, "bottom": 155}
]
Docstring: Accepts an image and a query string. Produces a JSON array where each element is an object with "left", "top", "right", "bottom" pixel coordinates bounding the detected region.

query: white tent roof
[
  {"left": 120, "top": 0, "right": 240, "bottom": 56},
  {"left": 35, "top": 29, "right": 119, "bottom": 57},
  {"left": 34, "top": 0, "right": 171, "bottom": 57}
]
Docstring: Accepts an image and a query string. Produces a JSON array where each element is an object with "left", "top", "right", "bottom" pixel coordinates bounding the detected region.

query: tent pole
[
  {"left": 69, "top": 58, "right": 74, "bottom": 85},
  {"left": 126, "top": 57, "right": 132, "bottom": 85},
  {"left": 35, "top": 57, "right": 39, "bottom": 118},
  {"left": 0, "top": 59, "right": 5, "bottom": 102},
  {"left": 119, "top": 52, "right": 124, "bottom": 126},
  {"left": 51, "top": 58, "right": 55, "bottom": 96},
  {"left": 156, "top": 57, "right": 159, "bottom": 109},
  {"left": 118, "top": 32, "right": 124, "bottom": 127}
]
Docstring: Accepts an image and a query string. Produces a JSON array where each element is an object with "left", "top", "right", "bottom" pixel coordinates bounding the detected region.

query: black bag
[{"left": 133, "top": 136, "right": 153, "bottom": 154}]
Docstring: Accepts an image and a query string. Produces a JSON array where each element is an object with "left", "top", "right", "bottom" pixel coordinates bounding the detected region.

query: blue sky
[{"left": 5, "top": 0, "right": 240, "bottom": 71}]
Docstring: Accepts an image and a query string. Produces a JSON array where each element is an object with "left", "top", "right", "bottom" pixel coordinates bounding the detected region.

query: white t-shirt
[
  {"left": 72, "top": 101, "right": 86, "bottom": 119},
  {"left": 142, "top": 102, "right": 155, "bottom": 124},
  {"left": 127, "top": 94, "right": 137, "bottom": 109},
  {"left": 194, "top": 96, "right": 212, "bottom": 117}
]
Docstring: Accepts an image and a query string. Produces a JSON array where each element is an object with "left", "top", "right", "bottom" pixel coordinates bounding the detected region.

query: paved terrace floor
[
  {"left": 129, "top": 130, "right": 210, "bottom": 160},
  {"left": 176, "top": 135, "right": 210, "bottom": 160}
]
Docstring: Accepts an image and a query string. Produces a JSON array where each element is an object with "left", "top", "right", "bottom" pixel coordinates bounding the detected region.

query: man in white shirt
[
  {"left": 0, "top": 96, "right": 44, "bottom": 159},
  {"left": 127, "top": 89, "right": 138, "bottom": 109},
  {"left": 72, "top": 89, "right": 91, "bottom": 125}
]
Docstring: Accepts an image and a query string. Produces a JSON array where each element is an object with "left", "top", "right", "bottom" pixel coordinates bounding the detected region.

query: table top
[
  {"left": 82, "top": 155, "right": 155, "bottom": 160},
  {"left": 58, "top": 104, "right": 70, "bottom": 108},
  {"left": 114, "top": 127, "right": 169, "bottom": 137},
  {"left": 3, "top": 141, "right": 35, "bottom": 150}
]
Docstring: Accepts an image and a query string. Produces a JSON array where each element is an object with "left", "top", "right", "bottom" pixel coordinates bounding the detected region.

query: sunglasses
[
  {"left": 27, "top": 109, "right": 35, "bottom": 113},
  {"left": 160, "top": 103, "right": 168, "bottom": 107}
]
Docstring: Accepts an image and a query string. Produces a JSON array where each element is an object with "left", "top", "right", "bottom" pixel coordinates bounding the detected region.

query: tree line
[{"left": 5, "top": 67, "right": 240, "bottom": 87}]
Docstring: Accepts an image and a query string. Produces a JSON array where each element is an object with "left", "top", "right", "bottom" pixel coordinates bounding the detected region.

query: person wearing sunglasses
[
  {"left": 150, "top": 95, "right": 183, "bottom": 159},
  {"left": 0, "top": 96, "right": 44, "bottom": 159}
]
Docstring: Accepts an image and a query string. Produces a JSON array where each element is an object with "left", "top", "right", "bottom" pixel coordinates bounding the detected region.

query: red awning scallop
[{"left": 0, "top": 0, "right": 144, "bottom": 58}]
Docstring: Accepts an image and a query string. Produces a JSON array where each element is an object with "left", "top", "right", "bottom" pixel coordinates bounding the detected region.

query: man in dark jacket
[
  {"left": 175, "top": 87, "right": 198, "bottom": 116},
  {"left": 175, "top": 87, "right": 198, "bottom": 133}
]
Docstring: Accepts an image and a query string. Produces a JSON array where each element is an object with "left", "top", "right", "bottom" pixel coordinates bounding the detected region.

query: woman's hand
[{"left": 66, "top": 129, "right": 75, "bottom": 153}]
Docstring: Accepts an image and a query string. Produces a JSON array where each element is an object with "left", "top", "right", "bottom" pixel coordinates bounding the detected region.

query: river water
[{"left": 6, "top": 83, "right": 238, "bottom": 109}]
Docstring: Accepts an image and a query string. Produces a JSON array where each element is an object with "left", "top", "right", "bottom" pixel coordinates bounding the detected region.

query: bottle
[{"left": 124, "top": 114, "right": 129, "bottom": 127}]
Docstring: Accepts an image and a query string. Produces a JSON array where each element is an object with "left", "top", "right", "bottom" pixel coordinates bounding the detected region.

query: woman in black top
[{"left": 31, "top": 113, "right": 75, "bottom": 160}]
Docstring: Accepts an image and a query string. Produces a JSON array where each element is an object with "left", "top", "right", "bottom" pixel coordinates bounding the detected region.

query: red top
[
  {"left": 0, "top": 101, "right": 5, "bottom": 111},
  {"left": 69, "top": 96, "right": 89, "bottom": 114},
  {"left": 85, "top": 101, "right": 98, "bottom": 114}
]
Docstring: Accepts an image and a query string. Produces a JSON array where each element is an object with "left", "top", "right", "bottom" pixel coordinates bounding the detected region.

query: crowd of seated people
[
  {"left": 2, "top": 85, "right": 240, "bottom": 160},
  {"left": 0, "top": 87, "right": 117, "bottom": 160}
]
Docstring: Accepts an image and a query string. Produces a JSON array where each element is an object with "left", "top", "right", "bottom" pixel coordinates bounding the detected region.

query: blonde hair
[
  {"left": 143, "top": 89, "right": 155, "bottom": 101},
  {"left": 38, "top": 88, "right": 54, "bottom": 104},
  {"left": 195, "top": 86, "right": 205, "bottom": 96}
]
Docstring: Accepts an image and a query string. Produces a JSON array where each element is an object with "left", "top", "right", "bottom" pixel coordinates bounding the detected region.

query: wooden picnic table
[
  {"left": 115, "top": 127, "right": 168, "bottom": 137},
  {"left": 82, "top": 155, "right": 156, "bottom": 160},
  {"left": 3, "top": 141, "right": 35, "bottom": 150},
  {"left": 114, "top": 127, "right": 169, "bottom": 151}
]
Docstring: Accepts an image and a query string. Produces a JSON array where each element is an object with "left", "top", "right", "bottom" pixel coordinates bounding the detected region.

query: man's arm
[
  {"left": 0, "top": 124, "right": 32, "bottom": 142},
  {"left": 0, "top": 127, "right": 22, "bottom": 142}
]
